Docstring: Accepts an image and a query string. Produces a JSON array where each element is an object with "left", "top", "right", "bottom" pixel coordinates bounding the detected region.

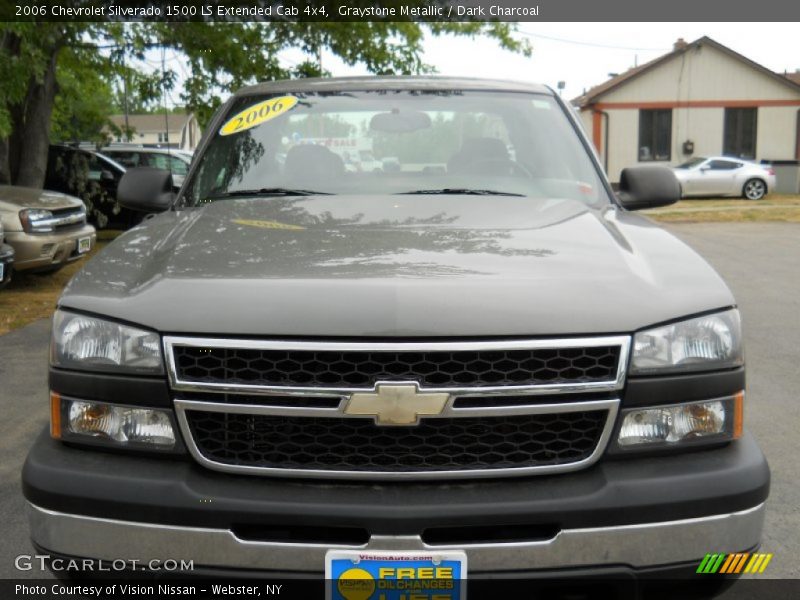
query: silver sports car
[{"left": 672, "top": 157, "right": 776, "bottom": 200}]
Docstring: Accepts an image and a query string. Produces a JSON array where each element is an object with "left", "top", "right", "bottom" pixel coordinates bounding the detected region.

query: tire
[{"left": 742, "top": 178, "right": 766, "bottom": 200}]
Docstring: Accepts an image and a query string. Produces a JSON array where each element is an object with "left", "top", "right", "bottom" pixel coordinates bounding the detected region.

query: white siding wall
[
  {"left": 758, "top": 107, "right": 800, "bottom": 160},
  {"left": 601, "top": 43, "right": 800, "bottom": 104},
  {"left": 604, "top": 109, "right": 638, "bottom": 181},
  {"left": 133, "top": 132, "right": 161, "bottom": 145},
  {"left": 672, "top": 108, "right": 725, "bottom": 161},
  {"left": 584, "top": 41, "right": 800, "bottom": 181},
  {"left": 579, "top": 110, "right": 592, "bottom": 137}
]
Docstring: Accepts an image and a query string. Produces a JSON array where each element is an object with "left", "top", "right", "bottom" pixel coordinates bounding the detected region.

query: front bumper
[
  {"left": 28, "top": 503, "right": 764, "bottom": 575},
  {"left": 23, "top": 429, "right": 769, "bottom": 576},
  {"left": 5, "top": 224, "right": 95, "bottom": 271}
]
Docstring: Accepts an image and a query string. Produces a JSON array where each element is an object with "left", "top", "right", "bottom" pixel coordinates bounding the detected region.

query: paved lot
[
  {"left": 0, "top": 318, "right": 50, "bottom": 579},
  {"left": 663, "top": 223, "right": 800, "bottom": 582},
  {"left": 0, "top": 222, "right": 798, "bottom": 581}
]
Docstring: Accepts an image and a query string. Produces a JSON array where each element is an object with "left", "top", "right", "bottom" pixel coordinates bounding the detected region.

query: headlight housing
[
  {"left": 613, "top": 394, "right": 743, "bottom": 451},
  {"left": 51, "top": 310, "right": 163, "bottom": 374},
  {"left": 630, "top": 309, "right": 742, "bottom": 375},
  {"left": 19, "top": 208, "right": 55, "bottom": 233},
  {"left": 51, "top": 394, "right": 178, "bottom": 451}
]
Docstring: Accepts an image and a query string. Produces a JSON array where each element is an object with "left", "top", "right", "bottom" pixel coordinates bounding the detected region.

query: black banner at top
[{"left": 3, "top": 0, "right": 800, "bottom": 23}]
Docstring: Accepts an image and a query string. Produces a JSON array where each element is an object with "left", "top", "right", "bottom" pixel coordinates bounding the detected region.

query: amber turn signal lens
[
  {"left": 733, "top": 391, "right": 744, "bottom": 439},
  {"left": 50, "top": 391, "right": 61, "bottom": 439}
]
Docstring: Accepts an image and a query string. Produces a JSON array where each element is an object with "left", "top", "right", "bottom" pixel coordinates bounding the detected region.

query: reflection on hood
[{"left": 60, "top": 195, "right": 733, "bottom": 337}]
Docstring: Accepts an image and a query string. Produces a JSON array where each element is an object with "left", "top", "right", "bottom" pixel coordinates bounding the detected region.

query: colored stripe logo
[{"left": 697, "top": 553, "right": 773, "bottom": 574}]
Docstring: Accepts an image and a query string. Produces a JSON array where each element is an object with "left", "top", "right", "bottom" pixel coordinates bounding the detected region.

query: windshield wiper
[
  {"left": 397, "top": 188, "right": 524, "bottom": 197},
  {"left": 206, "top": 187, "right": 333, "bottom": 200}
]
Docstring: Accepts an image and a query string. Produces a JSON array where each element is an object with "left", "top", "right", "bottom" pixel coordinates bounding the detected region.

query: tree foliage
[
  {"left": 0, "top": 19, "right": 531, "bottom": 187},
  {"left": 50, "top": 47, "right": 116, "bottom": 144}
]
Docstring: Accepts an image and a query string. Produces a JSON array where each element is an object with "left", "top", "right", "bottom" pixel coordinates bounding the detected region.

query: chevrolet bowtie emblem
[{"left": 344, "top": 384, "right": 449, "bottom": 425}]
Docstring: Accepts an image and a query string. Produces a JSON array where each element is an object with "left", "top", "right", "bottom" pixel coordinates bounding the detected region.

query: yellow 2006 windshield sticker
[{"left": 219, "top": 96, "right": 298, "bottom": 136}]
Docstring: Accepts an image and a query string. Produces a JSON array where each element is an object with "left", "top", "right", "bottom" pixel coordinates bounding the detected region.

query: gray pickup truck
[{"left": 23, "top": 77, "right": 769, "bottom": 594}]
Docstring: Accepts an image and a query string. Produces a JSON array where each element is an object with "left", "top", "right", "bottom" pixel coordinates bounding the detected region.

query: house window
[
  {"left": 638, "top": 109, "right": 672, "bottom": 161},
  {"left": 723, "top": 108, "right": 757, "bottom": 159},
  {"left": 158, "top": 132, "right": 169, "bottom": 143}
]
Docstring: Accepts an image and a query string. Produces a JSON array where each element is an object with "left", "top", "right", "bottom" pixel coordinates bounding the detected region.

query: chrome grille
[
  {"left": 166, "top": 336, "right": 629, "bottom": 480},
  {"left": 50, "top": 206, "right": 87, "bottom": 231},
  {"left": 172, "top": 345, "right": 620, "bottom": 389},
  {"left": 166, "top": 337, "right": 629, "bottom": 395},
  {"left": 185, "top": 410, "right": 608, "bottom": 472}
]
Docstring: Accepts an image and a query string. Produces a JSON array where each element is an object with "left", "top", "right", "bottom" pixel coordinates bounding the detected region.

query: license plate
[
  {"left": 77, "top": 237, "right": 92, "bottom": 254},
  {"left": 326, "top": 549, "right": 466, "bottom": 600}
]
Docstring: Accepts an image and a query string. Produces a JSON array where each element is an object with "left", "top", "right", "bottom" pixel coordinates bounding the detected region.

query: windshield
[
  {"left": 184, "top": 90, "right": 609, "bottom": 206},
  {"left": 676, "top": 157, "right": 707, "bottom": 169}
]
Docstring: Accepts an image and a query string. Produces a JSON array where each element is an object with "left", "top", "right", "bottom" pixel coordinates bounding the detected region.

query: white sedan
[{"left": 672, "top": 157, "right": 776, "bottom": 200}]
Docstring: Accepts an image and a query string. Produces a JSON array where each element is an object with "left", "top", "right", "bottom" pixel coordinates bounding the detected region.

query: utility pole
[
  {"left": 122, "top": 63, "right": 130, "bottom": 141},
  {"left": 161, "top": 46, "right": 170, "bottom": 148}
]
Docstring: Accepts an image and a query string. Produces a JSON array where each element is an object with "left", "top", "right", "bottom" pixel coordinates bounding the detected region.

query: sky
[
  {"left": 286, "top": 22, "right": 800, "bottom": 102},
  {"left": 153, "top": 22, "right": 800, "bottom": 107}
]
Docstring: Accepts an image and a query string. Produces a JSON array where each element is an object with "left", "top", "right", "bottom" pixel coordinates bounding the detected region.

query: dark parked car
[
  {"left": 0, "top": 220, "right": 14, "bottom": 287},
  {"left": 24, "top": 77, "right": 768, "bottom": 596},
  {"left": 44, "top": 145, "right": 139, "bottom": 229},
  {"left": 100, "top": 146, "right": 191, "bottom": 188}
]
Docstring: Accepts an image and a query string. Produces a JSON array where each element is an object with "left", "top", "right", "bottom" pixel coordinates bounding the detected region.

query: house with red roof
[{"left": 573, "top": 37, "right": 800, "bottom": 183}]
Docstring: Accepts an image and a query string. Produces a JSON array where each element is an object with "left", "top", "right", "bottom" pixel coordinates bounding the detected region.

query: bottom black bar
[{"left": 6, "top": 577, "right": 800, "bottom": 600}]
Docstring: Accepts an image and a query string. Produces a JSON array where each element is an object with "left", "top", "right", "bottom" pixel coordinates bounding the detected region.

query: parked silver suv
[{"left": 0, "top": 185, "right": 95, "bottom": 273}]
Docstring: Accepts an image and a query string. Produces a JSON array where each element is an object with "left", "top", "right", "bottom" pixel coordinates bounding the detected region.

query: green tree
[
  {"left": 0, "top": 22, "right": 122, "bottom": 185},
  {"left": 50, "top": 47, "right": 116, "bottom": 144},
  {"left": 0, "top": 18, "right": 530, "bottom": 188}
]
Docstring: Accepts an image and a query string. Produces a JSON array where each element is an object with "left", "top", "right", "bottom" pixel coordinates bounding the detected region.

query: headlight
[
  {"left": 630, "top": 309, "right": 742, "bottom": 375},
  {"left": 51, "top": 393, "right": 177, "bottom": 450},
  {"left": 19, "top": 208, "right": 55, "bottom": 233},
  {"left": 614, "top": 393, "right": 743, "bottom": 450},
  {"left": 51, "top": 310, "right": 163, "bottom": 374}
]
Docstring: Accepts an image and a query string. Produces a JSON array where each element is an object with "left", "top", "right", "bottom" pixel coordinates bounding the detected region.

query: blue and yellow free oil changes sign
[{"left": 326, "top": 550, "right": 466, "bottom": 600}]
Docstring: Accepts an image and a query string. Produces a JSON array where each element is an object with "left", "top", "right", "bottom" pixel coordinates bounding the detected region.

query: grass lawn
[
  {"left": 645, "top": 194, "right": 800, "bottom": 223},
  {"left": 0, "top": 231, "right": 120, "bottom": 336}
]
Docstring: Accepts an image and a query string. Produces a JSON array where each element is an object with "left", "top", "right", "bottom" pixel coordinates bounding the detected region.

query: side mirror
[
  {"left": 100, "top": 169, "right": 115, "bottom": 182},
  {"left": 616, "top": 166, "right": 680, "bottom": 211},
  {"left": 117, "top": 167, "right": 175, "bottom": 212}
]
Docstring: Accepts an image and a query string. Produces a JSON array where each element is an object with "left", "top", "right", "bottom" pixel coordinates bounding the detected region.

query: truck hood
[{"left": 60, "top": 195, "right": 734, "bottom": 336}]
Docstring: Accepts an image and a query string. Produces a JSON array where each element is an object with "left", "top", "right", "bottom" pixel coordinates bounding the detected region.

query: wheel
[{"left": 742, "top": 178, "right": 766, "bottom": 200}]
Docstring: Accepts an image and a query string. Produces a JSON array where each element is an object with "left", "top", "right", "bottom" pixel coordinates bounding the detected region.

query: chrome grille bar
[
  {"left": 164, "top": 336, "right": 631, "bottom": 397},
  {"left": 165, "top": 336, "right": 630, "bottom": 480},
  {"left": 174, "top": 398, "right": 620, "bottom": 481}
]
